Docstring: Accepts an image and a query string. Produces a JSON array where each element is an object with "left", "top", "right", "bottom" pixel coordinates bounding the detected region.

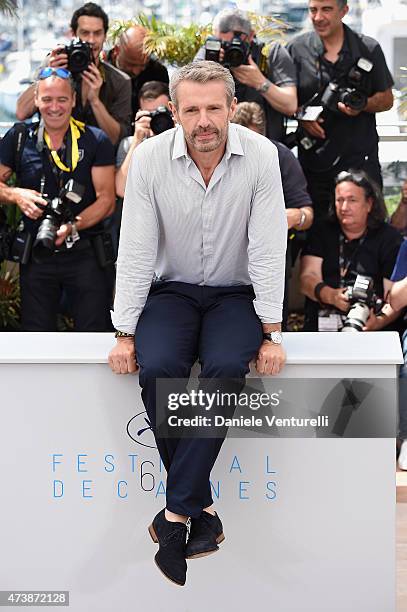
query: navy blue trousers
[{"left": 135, "top": 281, "right": 263, "bottom": 518}]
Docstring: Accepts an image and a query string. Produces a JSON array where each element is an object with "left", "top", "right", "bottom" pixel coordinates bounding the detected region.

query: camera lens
[
  {"left": 339, "top": 89, "right": 367, "bottom": 112},
  {"left": 150, "top": 107, "right": 173, "bottom": 135},
  {"left": 33, "top": 218, "right": 59, "bottom": 263},
  {"left": 342, "top": 302, "right": 370, "bottom": 332}
]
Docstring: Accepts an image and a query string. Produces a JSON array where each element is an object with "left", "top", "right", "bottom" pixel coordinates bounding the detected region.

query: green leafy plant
[
  {"left": 0, "top": 262, "right": 20, "bottom": 330},
  {"left": 109, "top": 13, "right": 287, "bottom": 67},
  {"left": 0, "top": 0, "right": 16, "bottom": 15}
]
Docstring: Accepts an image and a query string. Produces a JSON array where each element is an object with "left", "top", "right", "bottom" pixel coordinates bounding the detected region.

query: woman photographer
[{"left": 300, "top": 170, "right": 403, "bottom": 332}]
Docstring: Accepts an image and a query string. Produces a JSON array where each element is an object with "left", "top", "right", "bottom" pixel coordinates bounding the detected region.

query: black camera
[
  {"left": 320, "top": 57, "right": 373, "bottom": 114},
  {"left": 342, "top": 274, "right": 383, "bottom": 332},
  {"left": 64, "top": 38, "right": 93, "bottom": 75},
  {"left": 148, "top": 106, "right": 174, "bottom": 135},
  {"left": 33, "top": 179, "right": 84, "bottom": 264},
  {"left": 205, "top": 32, "right": 250, "bottom": 68}
]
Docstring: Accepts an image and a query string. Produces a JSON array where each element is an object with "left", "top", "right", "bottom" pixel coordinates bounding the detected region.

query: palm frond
[
  {"left": 108, "top": 12, "right": 288, "bottom": 67},
  {"left": 0, "top": 0, "right": 17, "bottom": 16}
]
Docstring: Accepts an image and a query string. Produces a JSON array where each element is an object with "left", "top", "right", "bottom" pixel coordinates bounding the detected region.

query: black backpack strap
[{"left": 12, "top": 122, "right": 28, "bottom": 185}]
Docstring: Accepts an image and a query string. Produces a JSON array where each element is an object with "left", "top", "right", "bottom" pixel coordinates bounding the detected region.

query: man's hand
[
  {"left": 108, "top": 337, "right": 138, "bottom": 375},
  {"left": 81, "top": 63, "right": 103, "bottom": 104},
  {"left": 14, "top": 188, "right": 47, "bottom": 220},
  {"left": 300, "top": 118, "right": 326, "bottom": 139},
  {"left": 231, "top": 56, "right": 265, "bottom": 89},
  {"left": 134, "top": 111, "right": 154, "bottom": 145},
  {"left": 48, "top": 46, "right": 69, "bottom": 69},
  {"left": 286, "top": 208, "right": 302, "bottom": 230},
  {"left": 337, "top": 102, "right": 362, "bottom": 117},
  {"left": 363, "top": 311, "right": 387, "bottom": 332},
  {"left": 55, "top": 223, "right": 72, "bottom": 247},
  {"left": 319, "top": 286, "right": 350, "bottom": 312},
  {"left": 256, "top": 341, "right": 286, "bottom": 376}
]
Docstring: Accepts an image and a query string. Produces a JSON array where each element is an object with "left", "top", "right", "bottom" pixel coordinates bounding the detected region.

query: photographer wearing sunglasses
[{"left": 0, "top": 68, "right": 116, "bottom": 331}]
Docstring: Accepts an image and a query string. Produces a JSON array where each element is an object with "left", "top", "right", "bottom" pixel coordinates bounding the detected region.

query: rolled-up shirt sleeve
[
  {"left": 247, "top": 141, "right": 287, "bottom": 323},
  {"left": 111, "top": 146, "right": 159, "bottom": 333}
]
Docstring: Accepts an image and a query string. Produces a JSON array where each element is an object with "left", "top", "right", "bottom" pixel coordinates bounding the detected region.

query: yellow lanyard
[{"left": 43, "top": 117, "right": 85, "bottom": 173}]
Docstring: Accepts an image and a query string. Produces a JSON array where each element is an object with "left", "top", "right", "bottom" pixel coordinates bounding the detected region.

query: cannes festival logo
[{"left": 127, "top": 411, "right": 157, "bottom": 449}]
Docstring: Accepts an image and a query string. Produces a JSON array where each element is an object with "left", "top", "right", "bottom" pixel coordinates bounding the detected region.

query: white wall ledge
[{"left": 0, "top": 331, "right": 403, "bottom": 365}]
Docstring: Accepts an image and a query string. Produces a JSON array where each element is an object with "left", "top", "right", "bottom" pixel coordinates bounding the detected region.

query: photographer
[
  {"left": 287, "top": 0, "right": 394, "bottom": 219},
  {"left": 0, "top": 69, "right": 115, "bottom": 331},
  {"left": 232, "top": 101, "right": 313, "bottom": 328},
  {"left": 300, "top": 170, "right": 402, "bottom": 332},
  {"left": 16, "top": 2, "right": 132, "bottom": 145},
  {"left": 195, "top": 8, "right": 297, "bottom": 141},
  {"left": 115, "top": 81, "right": 173, "bottom": 198},
  {"left": 108, "top": 25, "right": 169, "bottom": 117}
]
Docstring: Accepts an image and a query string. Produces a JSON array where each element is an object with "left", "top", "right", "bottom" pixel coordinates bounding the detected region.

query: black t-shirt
[
  {"left": 196, "top": 41, "right": 297, "bottom": 141},
  {"left": 130, "top": 59, "right": 169, "bottom": 116},
  {"left": 273, "top": 140, "right": 312, "bottom": 210},
  {"left": 287, "top": 24, "right": 394, "bottom": 173},
  {"left": 0, "top": 122, "right": 115, "bottom": 238},
  {"left": 107, "top": 53, "right": 169, "bottom": 117},
  {"left": 301, "top": 219, "right": 402, "bottom": 329}
]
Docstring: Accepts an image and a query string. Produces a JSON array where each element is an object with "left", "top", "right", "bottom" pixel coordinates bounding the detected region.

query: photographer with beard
[
  {"left": 195, "top": 8, "right": 297, "bottom": 142},
  {"left": 287, "top": 0, "right": 394, "bottom": 220},
  {"left": 16, "top": 2, "right": 132, "bottom": 145}
]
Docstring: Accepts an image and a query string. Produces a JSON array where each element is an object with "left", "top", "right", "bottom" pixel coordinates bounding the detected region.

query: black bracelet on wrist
[
  {"left": 314, "top": 281, "right": 328, "bottom": 305},
  {"left": 114, "top": 330, "right": 135, "bottom": 338}
]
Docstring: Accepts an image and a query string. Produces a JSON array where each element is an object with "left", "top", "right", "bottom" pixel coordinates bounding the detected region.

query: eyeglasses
[{"left": 38, "top": 67, "right": 72, "bottom": 80}]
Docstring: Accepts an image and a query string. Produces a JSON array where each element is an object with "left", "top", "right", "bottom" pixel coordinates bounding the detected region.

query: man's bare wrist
[{"left": 319, "top": 285, "right": 333, "bottom": 305}]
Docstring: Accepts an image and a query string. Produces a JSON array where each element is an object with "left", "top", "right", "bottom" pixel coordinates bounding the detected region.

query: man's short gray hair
[
  {"left": 213, "top": 8, "right": 252, "bottom": 35},
  {"left": 336, "top": 0, "right": 348, "bottom": 9},
  {"left": 169, "top": 61, "right": 235, "bottom": 108}
]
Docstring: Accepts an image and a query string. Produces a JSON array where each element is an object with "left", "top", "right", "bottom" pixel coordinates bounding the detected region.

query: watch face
[{"left": 270, "top": 331, "right": 283, "bottom": 345}]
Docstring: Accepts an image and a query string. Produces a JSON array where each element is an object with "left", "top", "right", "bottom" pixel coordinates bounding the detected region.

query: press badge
[
  {"left": 299, "top": 105, "right": 323, "bottom": 121},
  {"left": 318, "top": 309, "right": 343, "bottom": 332}
]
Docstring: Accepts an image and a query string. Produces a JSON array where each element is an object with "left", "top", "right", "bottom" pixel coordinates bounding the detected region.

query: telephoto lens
[{"left": 32, "top": 199, "right": 61, "bottom": 263}]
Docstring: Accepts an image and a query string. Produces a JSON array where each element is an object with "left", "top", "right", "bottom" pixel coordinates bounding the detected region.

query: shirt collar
[
  {"left": 310, "top": 23, "right": 351, "bottom": 59},
  {"left": 172, "top": 122, "right": 245, "bottom": 161}
]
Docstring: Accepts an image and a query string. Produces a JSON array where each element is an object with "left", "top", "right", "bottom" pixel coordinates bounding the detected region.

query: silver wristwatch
[
  {"left": 257, "top": 79, "right": 271, "bottom": 94},
  {"left": 263, "top": 331, "right": 283, "bottom": 345}
]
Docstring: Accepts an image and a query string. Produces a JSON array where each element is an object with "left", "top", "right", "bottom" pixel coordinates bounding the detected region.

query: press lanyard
[
  {"left": 43, "top": 117, "right": 84, "bottom": 173},
  {"left": 338, "top": 231, "right": 366, "bottom": 286}
]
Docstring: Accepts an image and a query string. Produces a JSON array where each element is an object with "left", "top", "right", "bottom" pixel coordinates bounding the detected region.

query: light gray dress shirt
[{"left": 111, "top": 123, "right": 287, "bottom": 334}]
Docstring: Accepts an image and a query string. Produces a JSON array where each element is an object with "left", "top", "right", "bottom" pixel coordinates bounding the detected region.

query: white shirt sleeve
[
  {"left": 247, "top": 141, "right": 287, "bottom": 323},
  {"left": 111, "top": 146, "right": 159, "bottom": 334}
]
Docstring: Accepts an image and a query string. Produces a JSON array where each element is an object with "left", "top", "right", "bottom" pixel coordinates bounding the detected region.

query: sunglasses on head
[{"left": 38, "top": 67, "right": 72, "bottom": 80}]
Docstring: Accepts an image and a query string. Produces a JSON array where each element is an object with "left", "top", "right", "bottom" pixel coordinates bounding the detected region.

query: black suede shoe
[
  {"left": 185, "top": 511, "right": 225, "bottom": 559},
  {"left": 148, "top": 509, "right": 188, "bottom": 586}
]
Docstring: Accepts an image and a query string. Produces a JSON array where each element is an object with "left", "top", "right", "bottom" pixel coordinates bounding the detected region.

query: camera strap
[
  {"left": 43, "top": 117, "right": 85, "bottom": 173},
  {"left": 338, "top": 231, "right": 366, "bottom": 286}
]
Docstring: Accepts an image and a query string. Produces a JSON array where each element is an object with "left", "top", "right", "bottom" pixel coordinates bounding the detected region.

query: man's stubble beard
[{"left": 184, "top": 123, "right": 228, "bottom": 154}]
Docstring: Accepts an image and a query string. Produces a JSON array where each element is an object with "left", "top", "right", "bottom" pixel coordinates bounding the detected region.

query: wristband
[
  {"left": 314, "top": 281, "right": 328, "bottom": 305},
  {"left": 115, "top": 330, "right": 135, "bottom": 338}
]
